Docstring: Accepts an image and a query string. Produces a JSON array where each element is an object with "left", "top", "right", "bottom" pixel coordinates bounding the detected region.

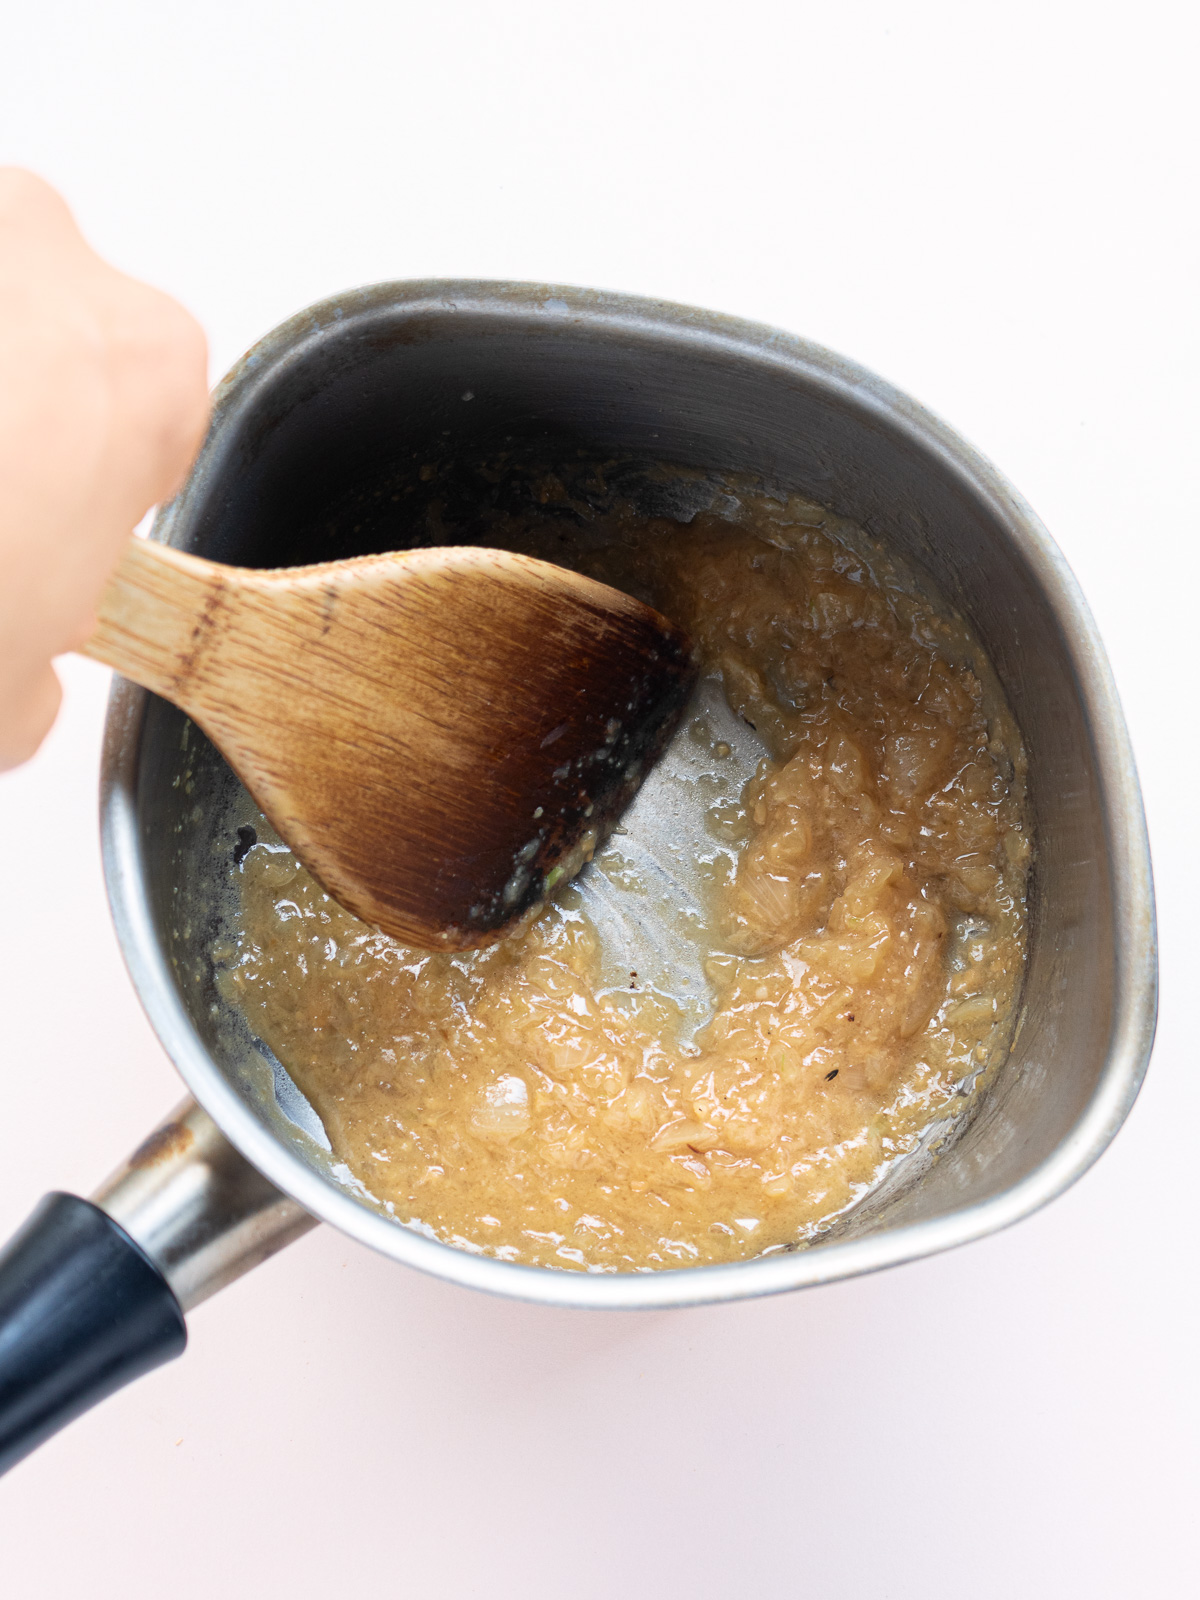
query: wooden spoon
[{"left": 82, "top": 537, "right": 695, "bottom": 950}]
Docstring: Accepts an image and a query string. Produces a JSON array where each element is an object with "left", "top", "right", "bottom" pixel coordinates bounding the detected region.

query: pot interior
[{"left": 129, "top": 284, "right": 1125, "bottom": 1266}]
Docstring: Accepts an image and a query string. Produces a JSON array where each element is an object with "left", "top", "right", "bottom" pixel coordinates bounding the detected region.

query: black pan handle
[
  {"left": 0, "top": 1193, "right": 186, "bottom": 1475},
  {"left": 0, "top": 1099, "right": 314, "bottom": 1476}
]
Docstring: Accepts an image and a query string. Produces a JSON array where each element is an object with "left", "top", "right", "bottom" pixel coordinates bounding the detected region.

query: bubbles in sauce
[{"left": 219, "top": 481, "right": 1029, "bottom": 1271}]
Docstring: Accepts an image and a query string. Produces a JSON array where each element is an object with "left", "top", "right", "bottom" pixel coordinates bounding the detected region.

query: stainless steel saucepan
[{"left": 0, "top": 283, "right": 1157, "bottom": 1473}]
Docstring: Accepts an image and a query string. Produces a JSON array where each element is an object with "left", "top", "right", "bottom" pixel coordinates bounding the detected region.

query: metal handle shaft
[{"left": 91, "top": 1098, "right": 316, "bottom": 1312}]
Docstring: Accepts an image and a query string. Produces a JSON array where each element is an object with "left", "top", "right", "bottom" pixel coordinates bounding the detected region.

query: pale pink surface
[{"left": 0, "top": 5, "right": 1197, "bottom": 1596}]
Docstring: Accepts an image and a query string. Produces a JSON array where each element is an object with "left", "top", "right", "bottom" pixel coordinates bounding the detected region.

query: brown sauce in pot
[{"left": 220, "top": 481, "right": 1030, "bottom": 1271}]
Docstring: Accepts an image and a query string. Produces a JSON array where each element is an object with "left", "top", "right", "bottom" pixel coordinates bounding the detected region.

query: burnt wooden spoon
[{"left": 81, "top": 536, "right": 695, "bottom": 949}]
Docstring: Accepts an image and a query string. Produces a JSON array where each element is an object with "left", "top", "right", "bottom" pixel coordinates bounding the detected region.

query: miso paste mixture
[{"left": 221, "top": 478, "right": 1030, "bottom": 1271}]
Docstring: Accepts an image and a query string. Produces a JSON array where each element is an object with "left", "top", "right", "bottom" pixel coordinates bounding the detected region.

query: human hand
[{"left": 0, "top": 169, "right": 208, "bottom": 769}]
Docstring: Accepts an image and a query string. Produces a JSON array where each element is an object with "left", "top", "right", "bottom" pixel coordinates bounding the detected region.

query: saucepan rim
[{"left": 99, "top": 279, "right": 1158, "bottom": 1309}]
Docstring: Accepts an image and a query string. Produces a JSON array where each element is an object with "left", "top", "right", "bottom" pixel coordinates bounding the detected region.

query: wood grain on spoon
[{"left": 81, "top": 536, "right": 696, "bottom": 949}]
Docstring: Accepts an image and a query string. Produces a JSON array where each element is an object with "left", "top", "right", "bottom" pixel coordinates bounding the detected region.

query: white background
[{"left": 0, "top": 3, "right": 1196, "bottom": 1594}]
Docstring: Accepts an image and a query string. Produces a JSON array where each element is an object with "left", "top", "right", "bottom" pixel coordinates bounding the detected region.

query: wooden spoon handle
[{"left": 81, "top": 536, "right": 232, "bottom": 708}]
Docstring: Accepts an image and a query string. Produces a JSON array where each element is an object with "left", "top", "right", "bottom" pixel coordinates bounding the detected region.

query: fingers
[
  {"left": 0, "top": 661, "right": 62, "bottom": 774},
  {"left": 0, "top": 167, "right": 210, "bottom": 517},
  {"left": 92, "top": 266, "right": 210, "bottom": 513},
  {"left": 0, "top": 168, "right": 82, "bottom": 249},
  {"left": 0, "top": 169, "right": 210, "bottom": 768}
]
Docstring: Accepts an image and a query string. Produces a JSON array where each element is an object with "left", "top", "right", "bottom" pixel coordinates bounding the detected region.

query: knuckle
[
  {"left": 0, "top": 675, "right": 60, "bottom": 770},
  {"left": 0, "top": 166, "right": 72, "bottom": 227}
]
